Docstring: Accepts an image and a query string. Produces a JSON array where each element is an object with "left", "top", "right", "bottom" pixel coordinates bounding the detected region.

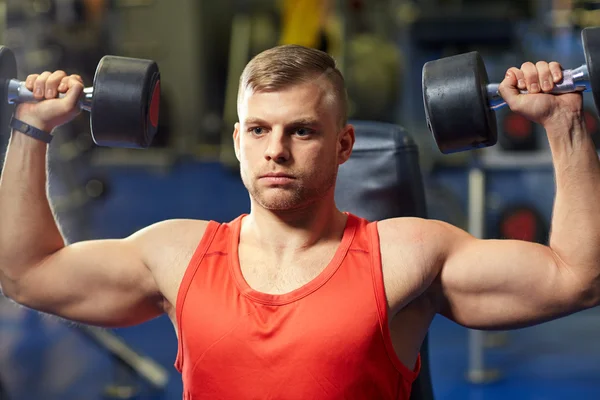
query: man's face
[{"left": 234, "top": 81, "right": 354, "bottom": 211}]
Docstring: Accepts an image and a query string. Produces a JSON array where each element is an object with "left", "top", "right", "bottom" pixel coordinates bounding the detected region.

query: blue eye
[
  {"left": 251, "top": 127, "right": 264, "bottom": 135},
  {"left": 295, "top": 128, "right": 310, "bottom": 136}
]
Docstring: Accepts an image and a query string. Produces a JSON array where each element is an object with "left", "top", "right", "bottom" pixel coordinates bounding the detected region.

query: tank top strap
[
  {"left": 174, "top": 219, "right": 221, "bottom": 371},
  {"left": 366, "top": 220, "right": 421, "bottom": 382}
]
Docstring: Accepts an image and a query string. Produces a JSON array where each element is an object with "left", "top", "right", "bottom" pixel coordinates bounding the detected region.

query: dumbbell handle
[
  {"left": 487, "top": 64, "right": 590, "bottom": 110},
  {"left": 6, "top": 79, "right": 93, "bottom": 112}
]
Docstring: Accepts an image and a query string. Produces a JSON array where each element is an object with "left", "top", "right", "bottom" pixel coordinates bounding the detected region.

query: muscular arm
[
  {"left": 0, "top": 131, "right": 200, "bottom": 328},
  {"left": 9, "top": 235, "right": 164, "bottom": 328},
  {"left": 435, "top": 115, "right": 600, "bottom": 329},
  {"left": 0, "top": 72, "right": 210, "bottom": 329},
  {"left": 382, "top": 66, "right": 600, "bottom": 330}
]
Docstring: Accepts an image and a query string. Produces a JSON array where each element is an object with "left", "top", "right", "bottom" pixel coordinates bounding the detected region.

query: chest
[
  {"left": 178, "top": 244, "right": 382, "bottom": 359},
  {"left": 179, "top": 280, "right": 391, "bottom": 395},
  {"left": 174, "top": 226, "right": 423, "bottom": 397},
  {"left": 237, "top": 243, "right": 339, "bottom": 295}
]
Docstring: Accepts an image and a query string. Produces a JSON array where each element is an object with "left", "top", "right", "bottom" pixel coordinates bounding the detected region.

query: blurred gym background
[{"left": 1, "top": 0, "right": 600, "bottom": 399}]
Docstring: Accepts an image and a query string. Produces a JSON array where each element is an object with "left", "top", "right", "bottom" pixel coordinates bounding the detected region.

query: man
[{"left": 0, "top": 44, "right": 598, "bottom": 399}]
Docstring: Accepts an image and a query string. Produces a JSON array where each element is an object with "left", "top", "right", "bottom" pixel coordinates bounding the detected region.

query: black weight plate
[
  {"left": 90, "top": 56, "right": 160, "bottom": 149},
  {"left": 0, "top": 47, "right": 17, "bottom": 141},
  {"left": 422, "top": 51, "right": 497, "bottom": 154},
  {"left": 582, "top": 27, "right": 600, "bottom": 116}
]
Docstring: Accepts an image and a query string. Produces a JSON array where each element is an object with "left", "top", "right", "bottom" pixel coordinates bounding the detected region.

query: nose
[{"left": 264, "top": 130, "right": 290, "bottom": 162}]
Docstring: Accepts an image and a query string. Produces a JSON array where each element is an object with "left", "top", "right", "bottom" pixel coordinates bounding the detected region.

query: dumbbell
[
  {"left": 0, "top": 46, "right": 160, "bottom": 149},
  {"left": 422, "top": 26, "right": 600, "bottom": 154}
]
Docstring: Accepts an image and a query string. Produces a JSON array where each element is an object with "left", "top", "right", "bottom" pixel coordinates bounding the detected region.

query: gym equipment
[
  {"left": 496, "top": 204, "right": 548, "bottom": 244},
  {"left": 0, "top": 47, "right": 15, "bottom": 147},
  {"left": 422, "top": 26, "right": 600, "bottom": 154},
  {"left": 78, "top": 325, "right": 169, "bottom": 393},
  {"left": 346, "top": 34, "right": 403, "bottom": 122},
  {"left": 279, "top": 0, "right": 326, "bottom": 49},
  {"left": 0, "top": 46, "right": 160, "bottom": 149},
  {"left": 498, "top": 111, "right": 537, "bottom": 151},
  {"left": 583, "top": 108, "right": 600, "bottom": 149}
]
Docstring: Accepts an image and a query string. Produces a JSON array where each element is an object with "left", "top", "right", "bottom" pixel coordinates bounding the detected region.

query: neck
[{"left": 243, "top": 193, "right": 347, "bottom": 254}]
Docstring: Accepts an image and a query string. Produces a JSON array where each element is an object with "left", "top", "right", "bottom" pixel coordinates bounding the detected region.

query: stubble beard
[{"left": 242, "top": 169, "right": 338, "bottom": 211}]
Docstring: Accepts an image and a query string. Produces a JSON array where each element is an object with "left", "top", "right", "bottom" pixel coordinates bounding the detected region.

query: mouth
[
  {"left": 259, "top": 173, "right": 295, "bottom": 184},
  {"left": 261, "top": 173, "right": 294, "bottom": 178}
]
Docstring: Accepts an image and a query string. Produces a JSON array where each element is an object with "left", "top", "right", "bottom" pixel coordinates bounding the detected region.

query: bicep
[
  {"left": 14, "top": 237, "right": 163, "bottom": 327},
  {"left": 436, "top": 223, "right": 584, "bottom": 329}
]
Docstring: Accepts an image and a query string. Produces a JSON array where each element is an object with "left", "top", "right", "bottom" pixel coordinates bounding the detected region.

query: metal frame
[{"left": 466, "top": 164, "right": 502, "bottom": 384}]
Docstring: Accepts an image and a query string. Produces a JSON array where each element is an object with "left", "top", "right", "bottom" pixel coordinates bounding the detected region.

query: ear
[
  {"left": 233, "top": 122, "right": 241, "bottom": 162},
  {"left": 337, "top": 124, "right": 355, "bottom": 165}
]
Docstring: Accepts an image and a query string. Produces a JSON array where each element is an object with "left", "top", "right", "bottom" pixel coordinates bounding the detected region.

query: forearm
[
  {"left": 0, "top": 131, "right": 65, "bottom": 288},
  {"left": 547, "top": 112, "right": 600, "bottom": 300}
]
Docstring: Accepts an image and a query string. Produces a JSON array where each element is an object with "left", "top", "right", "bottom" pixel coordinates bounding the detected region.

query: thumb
[
  {"left": 498, "top": 67, "right": 521, "bottom": 107},
  {"left": 62, "top": 81, "right": 84, "bottom": 110}
]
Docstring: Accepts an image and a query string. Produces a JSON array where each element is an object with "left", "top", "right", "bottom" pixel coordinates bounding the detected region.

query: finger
[
  {"left": 521, "top": 62, "right": 540, "bottom": 94},
  {"left": 71, "top": 74, "right": 83, "bottom": 85},
  {"left": 536, "top": 61, "right": 553, "bottom": 92},
  {"left": 63, "top": 79, "right": 84, "bottom": 109},
  {"left": 25, "top": 74, "right": 39, "bottom": 91},
  {"left": 498, "top": 68, "right": 521, "bottom": 106},
  {"left": 58, "top": 76, "right": 70, "bottom": 93},
  {"left": 65, "top": 75, "right": 85, "bottom": 89},
  {"left": 507, "top": 67, "right": 526, "bottom": 90},
  {"left": 58, "top": 75, "right": 82, "bottom": 92},
  {"left": 46, "top": 70, "right": 67, "bottom": 98},
  {"left": 34, "top": 72, "right": 52, "bottom": 100},
  {"left": 549, "top": 62, "right": 563, "bottom": 83}
]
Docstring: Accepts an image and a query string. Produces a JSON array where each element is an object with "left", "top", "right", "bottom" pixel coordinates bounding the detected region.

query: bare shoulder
[
  {"left": 129, "top": 219, "right": 212, "bottom": 310},
  {"left": 128, "top": 219, "right": 209, "bottom": 260},
  {"left": 376, "top": 217, "right": 466, "bottom": 313},
  {"left": 377, "top": 215, "right": 462, "bottom": 239}
]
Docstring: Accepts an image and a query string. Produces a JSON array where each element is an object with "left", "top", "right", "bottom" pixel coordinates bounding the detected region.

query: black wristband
[{"left": 9, "top": 116, "right": 53, "bottom": 144}]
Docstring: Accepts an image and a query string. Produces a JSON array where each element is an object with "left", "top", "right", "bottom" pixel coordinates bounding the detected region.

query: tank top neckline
[{"left": 229, "top": 213, "right": 358, "bottom": 305}]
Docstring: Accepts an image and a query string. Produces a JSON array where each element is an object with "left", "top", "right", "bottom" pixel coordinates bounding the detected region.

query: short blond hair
[{"left": 238, "top": 45, "right": 348, "bottom": 128}]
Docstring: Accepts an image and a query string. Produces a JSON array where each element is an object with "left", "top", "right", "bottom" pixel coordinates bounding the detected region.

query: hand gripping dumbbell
[
  {"left": 422, "top": 26, "right": 600, "bottom": 154},
  {"left": 0, "top": 46, "right": 160, "bottom": 148}
]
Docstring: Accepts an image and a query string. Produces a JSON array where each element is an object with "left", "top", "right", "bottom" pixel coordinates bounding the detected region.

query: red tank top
[{"left": 175, "top": 213, "right": 420, "bottom": 399}]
